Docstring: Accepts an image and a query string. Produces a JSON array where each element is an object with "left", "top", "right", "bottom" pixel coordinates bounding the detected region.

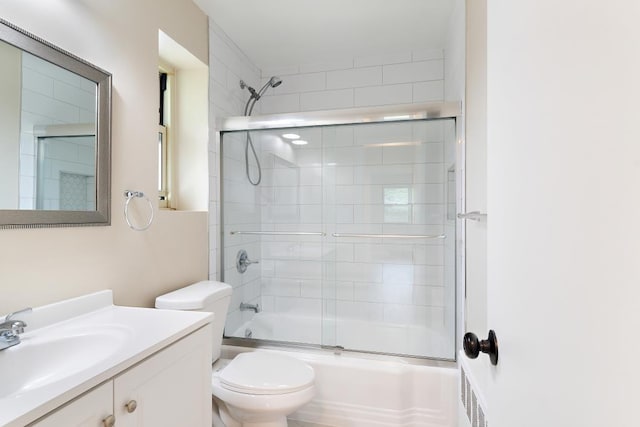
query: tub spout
[{"left": 240, "top": 302, "right": 260, "bottom": 313}]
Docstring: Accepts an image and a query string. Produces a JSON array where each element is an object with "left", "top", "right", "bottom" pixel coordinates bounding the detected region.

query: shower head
[
  {"left": 257, "top": 75, "right": 282, "bottom": 98},
  {"left": 268, "top": 76, "right": 282, "bottom": 88},
  {"left": 241, "top": 76, "right": 284, "bottom": 116},
  {"left": 240, "top": 76, "right": 282, "bottom": 101}
]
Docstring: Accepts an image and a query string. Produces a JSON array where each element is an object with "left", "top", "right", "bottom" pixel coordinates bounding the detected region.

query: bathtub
[{"left": 220, "top": 344, "right": 458, "bottom": 427}]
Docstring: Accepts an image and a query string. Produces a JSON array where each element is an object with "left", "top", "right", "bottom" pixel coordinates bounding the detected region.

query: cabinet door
[
  {"left": 114, "top": 325, "right": 212, "bottom": 427},
  {"left": 30, "top": 382, "right": 114, "bottom": 427}
]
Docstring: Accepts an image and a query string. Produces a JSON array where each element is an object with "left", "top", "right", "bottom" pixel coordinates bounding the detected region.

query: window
[
  {"left": 383, "top": 186, "right": 411, "bottom": 223},
  {"left": 158, "top": 124, "right": 168, "bottom": 205},
  {"left": 157, "top": 30, "right": 209, "bottom": 211}
]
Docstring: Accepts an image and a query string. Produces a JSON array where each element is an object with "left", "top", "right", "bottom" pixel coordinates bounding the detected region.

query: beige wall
[{"left": 0, "top": 0, "right": 210, "bottom": 313}]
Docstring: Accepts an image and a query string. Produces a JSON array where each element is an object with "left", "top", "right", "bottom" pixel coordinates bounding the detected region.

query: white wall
[
  {"left": 208, "top": 30, "right": 460, "bottom": 356},
  {"left": 460, "top": 0, "right": 489, "bottom": 423},
  {"left": 487, "top": 1, "right": 640, "bottom": 425},
  {"left": 207, "top": 19, "right": 263, "bottom": 330},
  {"left": 208, "top": 20, "right": 262, "bottom": 119},
  {"left": 248, "top": 120, "right": 455, "bottom": 357},
  {"left": 444, "top": 0, "right": 466, "bottom": 359},
  {"left": 444, "top": 1, "right": 490, "bottom": 424},
  {"left": 445, "top": 0, "right": 466, "bottom": 104},
  {"left": 464, "top": 0, "right": 487, "bottom": 340},
  {"left": 259, "top": 49, "right": 445, "bottom": 114},
  {"left": 0, "top": 0, "right": 210, "bottom": 314}
]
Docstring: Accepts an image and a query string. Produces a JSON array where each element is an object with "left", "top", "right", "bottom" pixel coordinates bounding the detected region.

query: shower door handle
[
  {"left": 463, "top": 330, "right": 499, "bottom": 365},
  {"left": 457, "top": 211, "right": 487, "bottom": 221}
]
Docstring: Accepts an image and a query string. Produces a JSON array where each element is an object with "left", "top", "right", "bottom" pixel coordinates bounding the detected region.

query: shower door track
[
  {"left": 218, "top": 101, "right": 462, "bottom": 363},
  {"left": 217, "top": 101, "right": 461, "bottom": 131},
  {"left": 223, "top": 337, "right": 457, "bottom": 368}
]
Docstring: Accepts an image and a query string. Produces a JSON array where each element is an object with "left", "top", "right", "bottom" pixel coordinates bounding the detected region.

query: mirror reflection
[{"left": 0, "top": 39, "right": 97, "bottom": 211}]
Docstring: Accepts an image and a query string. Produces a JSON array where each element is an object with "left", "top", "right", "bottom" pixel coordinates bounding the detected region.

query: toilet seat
[{"left": 218, "top": 352, "right": 315, "bottom": 395}]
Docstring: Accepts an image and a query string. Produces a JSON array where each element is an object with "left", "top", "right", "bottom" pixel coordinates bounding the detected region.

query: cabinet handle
[
  {"left": 102, "top": 415, "right": 116, "bottom": 427},
  {"left": 125, "top": 399, "right": 138, "bottom": 413}
]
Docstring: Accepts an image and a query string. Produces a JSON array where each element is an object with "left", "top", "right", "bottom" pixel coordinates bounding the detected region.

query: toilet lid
[{"left": 218, "top": 352, "right": 314, "bottom": 395}]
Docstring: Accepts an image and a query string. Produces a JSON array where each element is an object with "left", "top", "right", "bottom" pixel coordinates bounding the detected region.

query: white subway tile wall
[
  {"left": 260, "top": 49, "right": 445, "bottom": 113},
  {"left": 221, "top": 119, "right": 455, "bottom": 358},
  {"left": 210, "top": 20, "right": 456, "bottom": 357},
  {"left": 19, "top": 52, "right": 96, "bottom": 209},
  {"left": 355, "top": 84, "right": 413, "bottom": 107},
  {"left": 208, "top": 20, "right": 263, "bottom": 334},
  {"left": 300, "top": 89, "right": 354, "bottom": 112}
]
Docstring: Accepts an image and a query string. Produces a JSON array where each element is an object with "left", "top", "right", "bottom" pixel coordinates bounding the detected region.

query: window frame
[
  {"left": 158, "top": 124, "right": 168, "bottom": 207},
  {"left": 158, "top": 63, "right": 174, "bottom": 208}
]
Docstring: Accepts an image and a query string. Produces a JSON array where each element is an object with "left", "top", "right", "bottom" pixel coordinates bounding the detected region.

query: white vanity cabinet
[
  {"left": 113, "top": 324, "right": 212, "bottom": 427},
  {"left": 29, "top": 382, "right": 114, "bottom": 427},
  {"left": 30, "top": 325, "right": 212, "bottom": 427}
]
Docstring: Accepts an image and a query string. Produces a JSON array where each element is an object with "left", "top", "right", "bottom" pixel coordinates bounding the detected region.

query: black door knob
[{"left": 463, "top": 330, "right": 499, "bottom": 366}]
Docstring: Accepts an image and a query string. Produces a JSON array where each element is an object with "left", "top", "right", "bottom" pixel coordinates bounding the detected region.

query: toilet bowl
[
  {"left": 212, "top": 352, "right": 315, "bottom": 427},
  {"left": 155, "top": 281, "right": 315, "bottom": 427}
]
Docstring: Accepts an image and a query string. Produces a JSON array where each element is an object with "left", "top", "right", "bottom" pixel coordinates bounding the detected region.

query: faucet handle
[
  {"left": 5, "top": 307, "right": 32, "bottom": 322},
  {"left": 236, "top": 250, "right": 260, "bottom": 273},
  {"left": 8, "top": 321, "right": 26, "bottom": 334}
]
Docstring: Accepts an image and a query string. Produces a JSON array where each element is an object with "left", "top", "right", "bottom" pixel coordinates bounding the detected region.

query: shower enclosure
[{"left": 219, "top": 103, "right": 460, "bottom": 361}]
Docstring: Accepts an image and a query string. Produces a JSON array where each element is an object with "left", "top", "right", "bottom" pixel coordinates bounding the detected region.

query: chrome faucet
[
  {"left": 0, "top": 307, "right": 32, "bottom": 351},
  {"left": 236, "top": 249, "right": 259, "bottom": 274},
  {"left": 239, "top": 302, "right": 260, "bottom": 313}
]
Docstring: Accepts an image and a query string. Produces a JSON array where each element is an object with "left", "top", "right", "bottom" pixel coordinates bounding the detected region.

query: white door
[{"left": 474, "top": 1, "right": 640, "bottom": 426}]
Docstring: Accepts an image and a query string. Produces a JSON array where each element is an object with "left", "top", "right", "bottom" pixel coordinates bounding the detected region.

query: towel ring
[{"left": 124, "top": 190, "right": 154, "bottom": 231}]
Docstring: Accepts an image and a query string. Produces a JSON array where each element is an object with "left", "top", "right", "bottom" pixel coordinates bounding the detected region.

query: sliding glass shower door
[{"left": 221, "top": 117, "right": 457, "bottom": 360}]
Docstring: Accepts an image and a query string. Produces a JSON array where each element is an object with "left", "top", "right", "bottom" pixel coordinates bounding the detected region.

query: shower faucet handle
[{"left": 236, "top": 249, "right": 259, "bottom": 273}]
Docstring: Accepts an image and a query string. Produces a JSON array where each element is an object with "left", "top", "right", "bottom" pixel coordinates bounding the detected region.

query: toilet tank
[{"left": 155, "top": 280, "right": 232, "bottom": 362}]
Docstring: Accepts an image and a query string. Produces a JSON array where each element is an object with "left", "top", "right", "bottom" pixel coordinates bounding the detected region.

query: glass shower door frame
[{"left": 219, "top": 101, "right": 462, "bottom": 363}]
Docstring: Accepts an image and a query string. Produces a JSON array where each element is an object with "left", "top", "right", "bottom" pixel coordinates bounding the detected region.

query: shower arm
[
  {"left": 241, "top": 76, "right": 281, "bottom": 116},
  {"left": 244, "top": 81, "right": 274, "bottom": 115}
]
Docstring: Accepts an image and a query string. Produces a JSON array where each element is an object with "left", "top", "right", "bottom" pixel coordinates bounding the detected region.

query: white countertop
[{"left": 0, "top": 290, "right": 212, "bottom": 427}]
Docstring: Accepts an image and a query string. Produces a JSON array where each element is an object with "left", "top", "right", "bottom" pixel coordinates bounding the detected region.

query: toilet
[{"left": 155, "top": 281, "right": 315, "bottom": 427}]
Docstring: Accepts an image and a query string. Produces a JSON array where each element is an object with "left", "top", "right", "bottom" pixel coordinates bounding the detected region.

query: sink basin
[
  {"left": 0, "top": 325, "right": 132, "bottom": 399},
  {"left": 0, "top": 291, "right": 212, "bottom": 427}
]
